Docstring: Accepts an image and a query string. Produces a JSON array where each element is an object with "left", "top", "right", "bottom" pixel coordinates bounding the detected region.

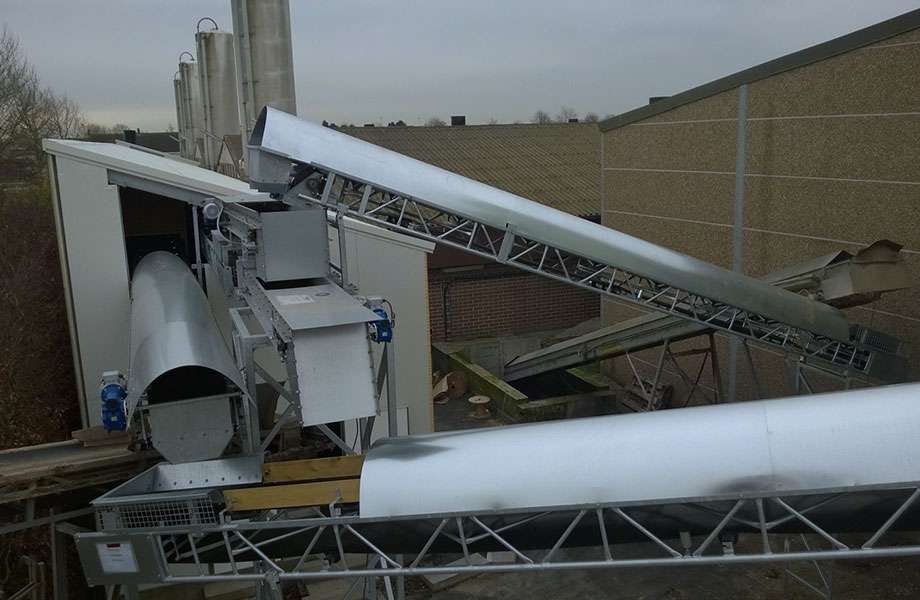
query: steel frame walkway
[{"left": 77, "top": 483, "right": 920, "bottom": 599}]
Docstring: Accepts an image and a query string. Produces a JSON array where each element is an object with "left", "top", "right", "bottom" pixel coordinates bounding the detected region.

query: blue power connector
[
  {"left": 100, "top": 377, "right": 127, "bottom": 433},
  {"left": 372, "top": 307, "right": 394, "bottom": 343}
]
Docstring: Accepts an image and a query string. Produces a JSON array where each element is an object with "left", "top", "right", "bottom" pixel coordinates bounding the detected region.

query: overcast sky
[{"left": 3, "top": 1, "right": 918, "bottom": 130}]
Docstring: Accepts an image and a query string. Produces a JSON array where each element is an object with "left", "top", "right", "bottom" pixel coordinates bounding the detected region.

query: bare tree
[
  {"left": 583, "top": 112, "right": 599, "bottom": 123},
  {"left": 0, "top": 25, "right": 85, "bottom": 181},
  {"left": 555, "top": 106, "right": 578, "bottom": 122},
  {"left": 487, "top": 117, "right": 498, "bottom": 125},
  {"left": 0, "top": 25, "right": 31, "bottom": 159},
  {"left": 530, "top": 109, "right": 552, "bottom": 124},
  {"left": 84, "top": 122, "right": 108, "bottom": 135},
  {"left": 41, "top": 91, "right": 84, "bottom": 138},
  {"left": 425, "top": 116, "right": 447, "bottom": 127}
]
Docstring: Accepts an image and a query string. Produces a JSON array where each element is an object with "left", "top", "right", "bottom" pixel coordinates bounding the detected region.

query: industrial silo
[
  {"left": 195, "top": 20, "right": 241, "bottom": 170},
  {"left": 231, "top": 0, "right": 297, "bottom": 144},
  {"left": 177, "top": 57, "right": 205, "bottom": 162},
  {"left": 172, "top": 73, "right": 186, "bottom": 157}
]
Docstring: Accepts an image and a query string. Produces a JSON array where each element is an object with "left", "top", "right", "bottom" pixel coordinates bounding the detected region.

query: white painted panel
[
  {"left": 55, "top": 158, "right": 130, "bottom": 425},
  {"left": 330, "top": 223, "right": 434, "bottom": 435}
]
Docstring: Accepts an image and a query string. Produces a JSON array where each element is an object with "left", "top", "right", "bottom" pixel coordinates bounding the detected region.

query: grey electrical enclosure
[{"left": 256, "top": 206, "right": 329, "bottom": 282}]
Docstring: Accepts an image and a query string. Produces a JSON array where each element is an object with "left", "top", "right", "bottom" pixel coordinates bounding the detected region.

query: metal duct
[
  {"left": 248, "top": 108, "right": 851, "bottom": 342},
  {"left": 359, "top": 383, "right": 920, "bottom": 518},
  {"left": 126, "top": 251, "right": 243, "bottom": 417}
]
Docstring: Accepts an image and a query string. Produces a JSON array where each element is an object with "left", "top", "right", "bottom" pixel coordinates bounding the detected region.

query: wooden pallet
[{"left": 224, "top": 455, "right": 364, "bottom": 511}]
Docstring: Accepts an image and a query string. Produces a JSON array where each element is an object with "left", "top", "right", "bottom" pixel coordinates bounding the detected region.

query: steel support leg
[
  {"left": 708, "top": 334, "right": 725, "bottom": 403},
  {"left": 385, "top": 343, "right": 398, "bottom": 437},
  {"left": 50, "top": 509, "right": 68, "bottom": 600},
  {"left": 645, "top": 340, "right": 670, "bottom": 411},
  {"left": 742, "top": 340, "right": 762, "bottom": 400}
]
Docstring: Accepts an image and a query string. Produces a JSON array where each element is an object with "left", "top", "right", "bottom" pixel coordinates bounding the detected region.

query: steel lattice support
[
  {"left": 274, "top": 172, "right": 881, "bottom": 379},
  {"left": 77, "top": 484, "right": 920, "bottom": 591}
]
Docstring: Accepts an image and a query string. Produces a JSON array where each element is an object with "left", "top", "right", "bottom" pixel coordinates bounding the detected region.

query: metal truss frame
[
  {"left": 782, "top": 534, "right": 838, "bottom": 599},
  {"left": 79, "top": 484, "right": 920, "bottom": 600},
  {"left": 785, "top": 356, "right": 862, "bottom": 396},
  {"left": 622, "top": 332, "right": 725, "bottom": 410},
  {"left": 276, "top": 171, "right": 881, "bottom": 378}
]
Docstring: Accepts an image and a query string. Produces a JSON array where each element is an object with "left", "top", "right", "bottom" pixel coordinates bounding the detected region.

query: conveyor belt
[
  {"left": 247, "top": 108, "right": 887, "bottom": 377},
  {"left": 76, "top": 384, "right": 920, "bottom": 586},
  {"left": 0, "top": 439, "right": 147, "bottom": 504},
  {"left": 504, "top": 250, "right": 911, "bottom": 383}
]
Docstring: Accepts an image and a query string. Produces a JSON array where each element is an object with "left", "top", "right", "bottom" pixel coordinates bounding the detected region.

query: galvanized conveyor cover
[
  {"left": 247, "top": 108, "right": 879, "bottom": 375},
  {"left": 359, "top": 383, "right": 920, "bottom": 518},
  {"left": 126, "top": 251, "right": 244, "bottom": 415}
]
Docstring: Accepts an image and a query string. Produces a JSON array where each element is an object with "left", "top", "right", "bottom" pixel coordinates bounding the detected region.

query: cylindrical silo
[
  {"left": 172, "top": 74, "right": 187, "bottom": 157},
  {"left": 178, "top": 59, "right": 204, "bottom": 162},
  {"left": 195, "top": 24, "right": 241, "bottom": 170},
  {"left": 231, "top": 0, "right": 297, "bottom": 145}
]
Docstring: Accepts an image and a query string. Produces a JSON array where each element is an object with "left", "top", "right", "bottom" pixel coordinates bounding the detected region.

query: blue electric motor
[
  {"left": 372, "top": 308, "right": 394, "bottom": 343},
  {"left": 100, "top": 372, "right": 127, "bottom": 433}
]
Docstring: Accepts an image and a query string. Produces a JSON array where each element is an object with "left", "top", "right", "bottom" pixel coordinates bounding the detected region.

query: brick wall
[{"left": 428, "top": 265, "right": 599, "bottom": 342}]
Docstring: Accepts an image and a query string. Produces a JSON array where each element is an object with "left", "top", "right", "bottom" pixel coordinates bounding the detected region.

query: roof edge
[{"left": 599, "top": 8, "right": 920, "bottom": 132}]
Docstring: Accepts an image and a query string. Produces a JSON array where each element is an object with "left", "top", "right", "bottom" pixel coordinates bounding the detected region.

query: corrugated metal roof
[
  {"left": 341, "top": 123, "right": 601, "bottom": 217},
  {"left": 599, "top": 8, "right": 920, "bottom": 132}
]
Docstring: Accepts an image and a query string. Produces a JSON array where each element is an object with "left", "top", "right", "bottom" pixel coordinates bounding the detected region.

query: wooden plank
[
  {"left": 0, "top": 443, "right": 145, "bottom": 484},
  {"left": 262, "top": 455, "right": 365, "bottom": 483},
  {"left": 225, "top": 479, "right": 360, "bottom": 511},
  {"left": 71, "top": 425, "right": 130, "bottom": 447}
]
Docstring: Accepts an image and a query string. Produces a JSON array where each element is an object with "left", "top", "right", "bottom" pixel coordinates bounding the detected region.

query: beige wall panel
[
  {"left": 603, "top": 121, "right": 736, "bottom": 172},
  {"left": 599, "top": 299, "right": 651, "bottom": 328},
  {"left": 604, "top": 170, "right": 735, "bottom": 225},
  {"left": 641, "top": 89, "right": 737, "bottom": 123},
  {"left": 743, "top": 176, "right": 920, "bottom": 249},
  {"left": 748, "top": 44, "right": 920, "bottom": 117},
  {"left": 600, "top": 212, "right": 734, "bottom": 269},
  {"left": 855, "top": 254, "right": 920, "bottom": 318},
  {"left": 745, "top": 116, "right": 920, "bottom": 182}
]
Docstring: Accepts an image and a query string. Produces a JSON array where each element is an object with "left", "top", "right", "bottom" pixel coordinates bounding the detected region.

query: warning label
[
  {"left": 276, "top": 294, "right": 316, "bottom": 306},
  {"left": 96, "top": 542, "right": 138, "bottom": 574}
]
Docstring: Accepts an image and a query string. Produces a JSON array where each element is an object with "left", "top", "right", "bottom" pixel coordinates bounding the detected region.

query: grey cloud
[{"left": 2, "top": 0, "right": 917, "bottom": 130}]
